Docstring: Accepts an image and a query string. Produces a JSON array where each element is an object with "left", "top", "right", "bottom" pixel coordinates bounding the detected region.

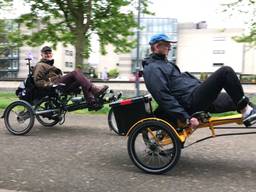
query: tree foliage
[
  {"left": 0, "top": 20, "right": 12, "bottom": 57},
  {"left": 0, "top": 0, "right": 12, "bottom": 55},
  {"left": 4, "top": 0, "right": 151, "bottom": 66},
  {"left": 222, "top": 0, "right": 256, "bottom": 45},
  {"left": 0, "top": 20, "right": 7, "bottom": 55}
]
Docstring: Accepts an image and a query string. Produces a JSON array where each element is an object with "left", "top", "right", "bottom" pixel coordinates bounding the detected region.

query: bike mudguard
[
  {"left": 1, "top": 100, "right": 34, "bottom": 118},
  {"left": 126, "top": 117, "right": 186, "bottom": 143}
]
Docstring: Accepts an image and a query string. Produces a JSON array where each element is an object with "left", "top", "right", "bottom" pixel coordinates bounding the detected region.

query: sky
[
  {"left": 0, "top": 0, "right": 247, "bottom": 29},
  {"left": 148, "top": 0, "right": 246, "bottom": 28}
]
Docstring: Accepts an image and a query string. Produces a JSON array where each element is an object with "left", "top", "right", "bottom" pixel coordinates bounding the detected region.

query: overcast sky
[
  {"left": 149, "top": 0, "right": 246, "bottom": 28},
  {"left": 1, "top": 0, "right": 246, "bottom": 28}
]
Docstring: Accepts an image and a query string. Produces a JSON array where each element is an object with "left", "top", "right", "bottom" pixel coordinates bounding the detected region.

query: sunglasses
[{"left": 157, "top": 42, "right": 171, "bottom": 48}]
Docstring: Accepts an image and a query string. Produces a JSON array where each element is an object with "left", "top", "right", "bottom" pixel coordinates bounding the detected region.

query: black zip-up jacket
[{"left": 142, "top": 53, "right": 201, "bottom": 120}]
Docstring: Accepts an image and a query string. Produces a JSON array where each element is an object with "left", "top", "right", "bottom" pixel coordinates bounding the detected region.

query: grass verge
[{"left": 0, "top": 91, "right": 255, "bottom": 116}]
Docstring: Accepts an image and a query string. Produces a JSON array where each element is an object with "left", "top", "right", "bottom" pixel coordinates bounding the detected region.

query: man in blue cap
[{"left": 142, "top": 33, "right": 256, "bottom": 128}]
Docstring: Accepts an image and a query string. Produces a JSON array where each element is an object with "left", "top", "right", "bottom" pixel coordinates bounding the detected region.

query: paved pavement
[{"left": 0, "top": 114, "right": 256, "bottom": 192}]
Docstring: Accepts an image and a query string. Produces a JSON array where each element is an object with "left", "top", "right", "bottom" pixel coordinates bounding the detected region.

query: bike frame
[{"left": 127, "top": 113, "right": 243, "bottom": 144}]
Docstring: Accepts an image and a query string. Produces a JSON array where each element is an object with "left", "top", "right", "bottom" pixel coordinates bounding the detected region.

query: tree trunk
[{"left": 75, "top": 32, "right": 85, "bottom": 67}]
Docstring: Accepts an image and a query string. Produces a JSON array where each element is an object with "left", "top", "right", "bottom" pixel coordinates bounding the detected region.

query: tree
[
  {"left": 222, "top": 0, "right": 256, "bottom": 45},
  {"left": 0, "top": 20, "right": 14, "bottom": 58},
  {"left": 5, "top": 0, "right": 151, "bottom": 66},
  {"left": 0, "top": 20, "right": 6, "bottom": 55},
  {"left": 0, "top": 0, "right": 11, "bottom": 55}
]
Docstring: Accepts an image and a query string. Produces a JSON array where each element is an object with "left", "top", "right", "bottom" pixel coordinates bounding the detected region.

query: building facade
[
  {"left": 96, "top": 17, "right": 178, "bottom": 80},
  {"left": 177, "top": 27, "right": 244, "bottom": 73},
  {"left": 1, "top": 19, "right": 256, "bottom": 80},
  {"left": 131, "top": 18, "right": 178, "bottom": 70},
  {"left": 0, "top": 19, "right": 76, "bottom": 79},
  {"left": 176, "top": 23, "right": 256, "bottom": 75}
]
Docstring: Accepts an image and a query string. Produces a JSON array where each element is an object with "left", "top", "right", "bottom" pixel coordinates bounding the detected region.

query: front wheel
[
  {"left": 127, "top": 119, "right": 181, "bottom": 174},
  {"left": 4, "top": 100, "right": 35, "bottom": 135},
  {"left": 34, "top": 98, "right": 61, "bottom": 127}
]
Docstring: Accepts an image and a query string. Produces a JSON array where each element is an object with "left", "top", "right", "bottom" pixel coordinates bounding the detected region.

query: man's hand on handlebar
[{"left": 188, "top": 117, "right": 200, "bottom": 129}]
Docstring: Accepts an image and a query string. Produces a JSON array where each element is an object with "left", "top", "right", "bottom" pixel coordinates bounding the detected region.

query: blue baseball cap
[{"left": 149, "top": 33, "right": 173, "bottom": 45}]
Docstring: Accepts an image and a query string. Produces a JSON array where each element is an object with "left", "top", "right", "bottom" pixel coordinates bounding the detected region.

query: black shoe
[
  {"left": 92, "top": 85, "right": 109, "bottom": 98},
  {"left": 87, "top": 101, "right": 103, "bottom": 111},
  {"left": 243, "top": 108, "right": 256, "bottom": 127}
]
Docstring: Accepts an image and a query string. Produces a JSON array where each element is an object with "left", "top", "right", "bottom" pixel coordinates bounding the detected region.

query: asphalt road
[{"left": 0, "top": 114, "right": 256, "bottom": 192}]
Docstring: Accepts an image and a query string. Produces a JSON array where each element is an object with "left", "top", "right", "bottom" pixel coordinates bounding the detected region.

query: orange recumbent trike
[{"left": 109, "top": 94, "right": 256, "bottom": 174}]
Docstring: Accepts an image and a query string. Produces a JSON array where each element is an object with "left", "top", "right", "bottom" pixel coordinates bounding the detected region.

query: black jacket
[{"left": 142, "top": 53, "right": 201, "bottom": 120}]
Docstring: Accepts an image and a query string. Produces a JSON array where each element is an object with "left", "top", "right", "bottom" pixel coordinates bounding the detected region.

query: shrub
[{"left": 108, "top": 68, "right": 119, "bottom": 78}]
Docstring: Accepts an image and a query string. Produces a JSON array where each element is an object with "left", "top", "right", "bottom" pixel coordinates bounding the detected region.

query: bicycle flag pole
[{"left": 135, "top": 0, "right": 141, "bottom": 96}]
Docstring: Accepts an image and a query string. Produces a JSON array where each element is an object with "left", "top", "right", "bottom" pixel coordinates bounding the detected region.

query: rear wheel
[
  {"left": 4, "top": 100, "right": 35, "bottom": 135},
  {"left": 34, "top": 98, "right": 61, "bottom": 127},
  {"left": 127, "top": 119, "right": 181, "bottom": 174}
]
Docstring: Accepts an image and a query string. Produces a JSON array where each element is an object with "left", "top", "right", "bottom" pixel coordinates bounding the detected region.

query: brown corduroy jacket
[{"left": 33, "top": 60, "right": 62, "bottom": 88}]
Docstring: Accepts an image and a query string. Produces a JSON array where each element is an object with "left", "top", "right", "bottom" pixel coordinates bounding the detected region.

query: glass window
[
  {"left": 212, "top": 50, "right": 225, "bottom": 54},
  {"left": 213, "top": 63, "right": 224, "bottom": 66},
  {"left": 65, "top": 50, "right": 73, "bottom": 56},
  {"left": 213, "top": 37, "right": 226, "bottom": 41},
  {"left": 65, "top": 62, "right": 73, "bottom": 68},
  {"left": 12, "top": 60, "right": 18, "bottom": 69},
  {"left": 12, "top": 49, "right": 18, "bottom": 58},
  {"left": 134, "top": 18, "right": 178, "bottom": 61}
]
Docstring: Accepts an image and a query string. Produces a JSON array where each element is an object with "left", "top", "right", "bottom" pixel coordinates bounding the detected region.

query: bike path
[{"left": 0, "top": 114, "right": 256, "bottom": 192}]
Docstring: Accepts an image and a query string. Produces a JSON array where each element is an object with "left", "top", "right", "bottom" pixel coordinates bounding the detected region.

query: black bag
[{"left": 16, "top": 74, "right": 36, "bottom": 103}]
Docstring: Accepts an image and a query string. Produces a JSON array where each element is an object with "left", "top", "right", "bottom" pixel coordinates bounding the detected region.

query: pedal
[
  {"left": 243, "top": 118, "right": 256, "bottom": 127},
  {"left": 191, "top": 111, "right": 211, "bottom": 123},
  {"left": 244, "top": 114, "right": 256, "bottom": 127},
  {"left": 109, "top": 89, "right": 114, "bottom": 94}
]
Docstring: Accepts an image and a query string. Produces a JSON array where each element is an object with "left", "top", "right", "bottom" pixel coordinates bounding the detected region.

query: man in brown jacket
[{"left": 33, "top": 46, "right": 108, "bottom": 110}]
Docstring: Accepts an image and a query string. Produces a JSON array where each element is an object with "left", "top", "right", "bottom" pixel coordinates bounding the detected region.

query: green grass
[
  {"left": 0, "top": 92, "right": 16, "bottom": 109},
  {"left": 0, "top": 91, "right": 255, "bottom": 116},
  {"left": 251, "top": 96, "right": 256, "bottom": 104}
]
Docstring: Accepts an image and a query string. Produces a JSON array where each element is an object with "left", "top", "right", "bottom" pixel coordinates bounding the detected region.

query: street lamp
[{"left": 135, "top": 0, "right": 141, "bottom": 96}]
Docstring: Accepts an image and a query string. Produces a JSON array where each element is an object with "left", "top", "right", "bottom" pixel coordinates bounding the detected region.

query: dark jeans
[
  {"left": 54, "top": 70, "right": 92, "bottom": 96},
  {"left": 189, "top": 66, "right": 245, "bottom": 113}
]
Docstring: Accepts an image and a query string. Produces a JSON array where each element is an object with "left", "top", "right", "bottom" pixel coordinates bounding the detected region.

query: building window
[
  {"left": 0, "top": 20, "right": 19, "bottom": 79},
  {"left": 12, "top": 49, "right": 18, "bottom": 58},
  {"left": 65, "top": 61, "right": 73, "bottom": 67},
  {"left": 213, "top": 63, "right": 224, "bottom": 66},
  {"left": 12, "top": 60, "right": 18, "bottom": 69},
  {"left": 65, "top": 50, "right": 73, "bottom": 56},
  {"left": 213, "top": 37, "right": 226, "bottom": 41},
  {"left": 119, "top": 56, "right": 130, "bottom": 61},
  {"left": 212, "top": 50, "right": 225, "bottom": 54}
]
